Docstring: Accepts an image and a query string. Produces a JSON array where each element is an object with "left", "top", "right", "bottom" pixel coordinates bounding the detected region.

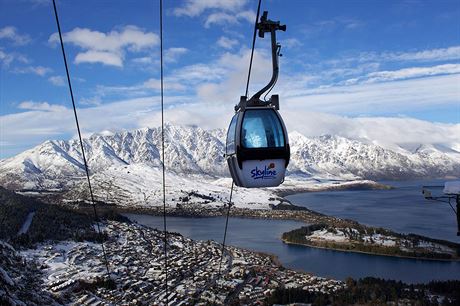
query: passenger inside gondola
[{"left": 242, "top": 109, "right": 284, "bottom": 148}]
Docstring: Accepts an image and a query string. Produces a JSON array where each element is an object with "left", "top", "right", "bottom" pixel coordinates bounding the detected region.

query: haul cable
[
  {"left": 159, "top": 0, "right": 169, "bottom": 304},
  {"left": 51, "top": 0, "right": 111, "bottom": 277},
  {"left": 216, "top": 0, "right": 263, "bottom": 289}
]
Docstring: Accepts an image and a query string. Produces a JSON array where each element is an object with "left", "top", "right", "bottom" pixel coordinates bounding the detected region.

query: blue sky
[{"left": 1, "top": 0, "right": 459, "bottom": 158}]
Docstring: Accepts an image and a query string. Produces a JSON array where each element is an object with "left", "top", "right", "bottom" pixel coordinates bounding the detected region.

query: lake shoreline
[
  {"left": 273, "top": 180, "right": 393, "bottom": 197},
  {"left": 68, "top": 180, "right": 459, "bottom": 262},
  {"left": 114, "top": 205, "right": 460, "bottom": 262},
  {"left": 281, "top": 238, "right": 460, "bottom": 263}
]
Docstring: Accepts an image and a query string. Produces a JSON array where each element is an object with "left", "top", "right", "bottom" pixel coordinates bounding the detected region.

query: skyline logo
[{"left": 250, "top": 163, "right": 277, "bottom": 180}]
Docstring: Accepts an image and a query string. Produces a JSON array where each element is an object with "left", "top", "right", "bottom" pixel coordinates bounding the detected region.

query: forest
[
  {"left": 0, "top": 187, "right": 113, "bottom": 248},
  {"left": 282, "top": 224, "right": 459, "bottom": 260},
  {"left": 267, "top": 277, "right": 460, "bottom": 305}
]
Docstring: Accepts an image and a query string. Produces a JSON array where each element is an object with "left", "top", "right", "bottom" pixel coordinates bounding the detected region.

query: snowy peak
[
  {"left": 0, "top": 124, "right": 459, "bottom": 190},
  {"left": 289, "top": 133, "right": 460, "bottom": 179}
]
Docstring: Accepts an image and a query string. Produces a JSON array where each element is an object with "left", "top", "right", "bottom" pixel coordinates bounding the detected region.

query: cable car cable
[
  {"left": 245, "top": 0, "right": 262, "bottom": 98},
  {"left": 51, "top": 0, "right": 111, "bottom": 278},
  {"left": 159, "top": 0, "right": 169, "bottom": 303},
  {"left": 217, "top": 181, "right": 234, "bottom": 276},
  {"left": 216, "top": 0, "right": 263, "bottom": 287}
]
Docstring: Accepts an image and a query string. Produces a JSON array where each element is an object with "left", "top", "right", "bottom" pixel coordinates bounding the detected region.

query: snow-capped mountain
[
  {"left": 0, "top": 124, "right": 459, "bottom": 192},
  {"left": 288, "top": 132, "right": 460, "bottom": 180}
]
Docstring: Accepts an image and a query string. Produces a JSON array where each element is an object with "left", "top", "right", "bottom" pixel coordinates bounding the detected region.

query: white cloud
[
  {"left": 383, "top": 46, "right": 460, "bottom": 62},
  {"left": 3, "top": 37, "right": 460, "bottom": 159},
  {"left": 341, "top": 46, "right": 460, "bottom": 65},
  {"left": 0, "top": 26, "right": 31, "bottom": 45},
  {"left": 17, "top": 101, "right": 67, "bottom": 112},
  {"left": 140, "top": 45, "right": 459, "bottom": 117},
  {"left": 143, "top": 78, "right": 186, "bottom": 91},
  {"left": 49, "top": 25, "right": 159, "bottom": 67},
  {"left": 204, "top": 10, "right": 255, "bottom": 28},
  {"left": 79, "top": 96, "right": 102, "bottom": 106},
  {"left": 173, "top": 0, "right": 248, "bottom": 17},
  {"left": 365, "top": 64, "right": 460, "bottom": 83},
  {"left": 321, "top": 46, "right": 460, "bottom": 76},
  {"left": 204, "top": 12, "right": 238, "bottom": 28},
  {"left": 131, "top": 56, "right": 153, "bottom": 65},
  {"left": 12, "top": 65, "right": 52, "bottom": 76},
  {"left": 235, "top": 10, "right": 256, "bottom": 23},
  {"left": 165, "top": 47, "right": 188, "bottom": 63},
  {"left": 326, "top": 63, "right": 381, "bottom": 81},
  {"left": 302, "top": 18, "right": 364, "bottom": 38},
  {"left": 49, "top": 25, "right": 157, "bottom": 52},
  {"left": 105, "top": 54, "right": 247, "bottom": 99},
  {"left": 3, "top": 97, "right": 459, "bottom": 159},
  {"left": 173, "top": 0, "right": 254, "bottom": 28},
  {"left": 281, "top": 111, "right": 460, "bottom": 151},
  {"left": 131, "top": 47, "right": 187, "bottom": 66},
  {"left": 340, "top": 18, "right": 365, "bottom": 30},
  {"left": 48, "top": 75, "right": 66, "bottom": 86},
  {"left": 217, "top": 36, "right": 239, "bottom": 49},
  {"left": 178, "top": 47, "right": 459, "bottom": 117},
  {"left": 170, "top": 63, "right": 228, "bottom": 83},
  {"left": 84, "top": 57, "right": 235, "bottom": 102},
  {"left": 94, "top": 78, "right": 186, "bottom": 99},
  {"left": 1, "top": 97, "right": 184, "bottom": 155},
  {"left": 280, "top": 38, "right": 302, "bottom": 49},
  {"left": 280, "top": 74, "right": 460, "bottom": 114},
  {"left": 0, "top": 49, "right": 14, "bottom": 66},
  {"left": 191, "top": 48, "right": 277, "bottom": 103},
  {"left": 0, "top": 49, "right": 28, "bottom": 66},
  {"left": 75, "top": 50, "right": 123, "bottom": 67}
]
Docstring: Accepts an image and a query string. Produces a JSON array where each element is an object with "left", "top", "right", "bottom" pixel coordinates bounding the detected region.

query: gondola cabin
[
  {"left": 226, "top": 106, "right": 290, "bottom": 188},
  {"left": 226, "top": 10, "right": 289, "bottom": 188}
]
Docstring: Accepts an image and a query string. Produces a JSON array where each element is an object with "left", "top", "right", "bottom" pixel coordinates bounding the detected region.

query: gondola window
[{"left": 242, "top": 109, "right": 285, "bottom": 149}]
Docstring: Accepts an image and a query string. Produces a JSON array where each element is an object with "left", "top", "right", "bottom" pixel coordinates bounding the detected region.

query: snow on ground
[
  {"left": 21, "top": 241, "right": 106, "bottom": 290},
  {"left": 306, "top": 228, "right": 457, "bottom": 256},
  {"left": 73, "top": 164, "right": 379, "bottom": 210},
  {"left": 362, "top": 234, "right": 397, "bottom": 247},
  {"left": 74, "top": 164, "right": 284, "bottom": 210},
  {"left": 276, "top": 175, "right": 381, "bottom": 192},
  {"left": 305, "top": 228, "right": 398, "bottom": 245},
  {"left": 307, "top": 228, "right": 400, "bottom": 247},
  {"left": 413, "top": 241, "right": 456, "bottom": 254},
  {"left": 308, "top": 229, "right": 348, "bottom": 243},
  {"left": 306, "top": 228, "right": 399, "bottom": 246},
  {"left": 2, "top": 124, "right": 459, "bottom": 193}
]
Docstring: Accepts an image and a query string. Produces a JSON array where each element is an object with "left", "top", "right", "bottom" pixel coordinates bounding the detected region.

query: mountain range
[{"left": 0, "top": 124, "right": 459, "bottom": 195}]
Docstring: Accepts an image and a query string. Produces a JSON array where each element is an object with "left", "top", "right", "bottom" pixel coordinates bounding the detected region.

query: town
[{"left": 22, "top": 220, "right": 344, "bottom": 305}]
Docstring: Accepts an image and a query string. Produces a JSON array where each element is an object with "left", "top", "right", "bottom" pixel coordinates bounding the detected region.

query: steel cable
[
  {"left": 159, "top": 0, "right": 169, "bottom": 304},
  {"left": 216, "top": 0, "right": 263, "bottom": 294},
  {"left": 51, "top": 0, "right": 110, "bottom": 277},
  {"left": 245, "top": 0, "right": 263, "bottom": 98}
]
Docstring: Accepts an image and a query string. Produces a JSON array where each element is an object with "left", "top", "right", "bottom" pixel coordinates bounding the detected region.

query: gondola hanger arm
[{"left": 236, "top": 11, "right": 286, "bottom": 112}]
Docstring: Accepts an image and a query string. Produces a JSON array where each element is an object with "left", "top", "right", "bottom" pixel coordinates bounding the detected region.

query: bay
[
  {"left": 125, "top": 214, "right": 460, "bottom": 283},
  {"left": 286, "top": 180, "right": 459, "bottom": 242},
  {"left": 123, "top": 178, "right": 460, "bottom": 283}
]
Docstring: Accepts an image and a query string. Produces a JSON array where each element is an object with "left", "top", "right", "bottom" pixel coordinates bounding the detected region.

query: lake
[
  {"left": 124, "top": 180, "right": 460, "bottom": 283},
  {"left": 286, "top": 180, "right": 459, "bottom": 242}
]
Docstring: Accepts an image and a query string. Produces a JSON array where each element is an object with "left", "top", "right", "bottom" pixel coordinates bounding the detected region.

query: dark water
[
  {"left": 286, "top": 180, "right": 459, "bottom": 243},
  {"left": 125, "top": 212, "right": 460, "bottom": 283}
]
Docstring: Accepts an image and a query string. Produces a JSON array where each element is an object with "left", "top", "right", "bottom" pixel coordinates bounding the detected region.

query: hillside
[{"left": 0, "top": 124, "right": 458, "bottom": 209}]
